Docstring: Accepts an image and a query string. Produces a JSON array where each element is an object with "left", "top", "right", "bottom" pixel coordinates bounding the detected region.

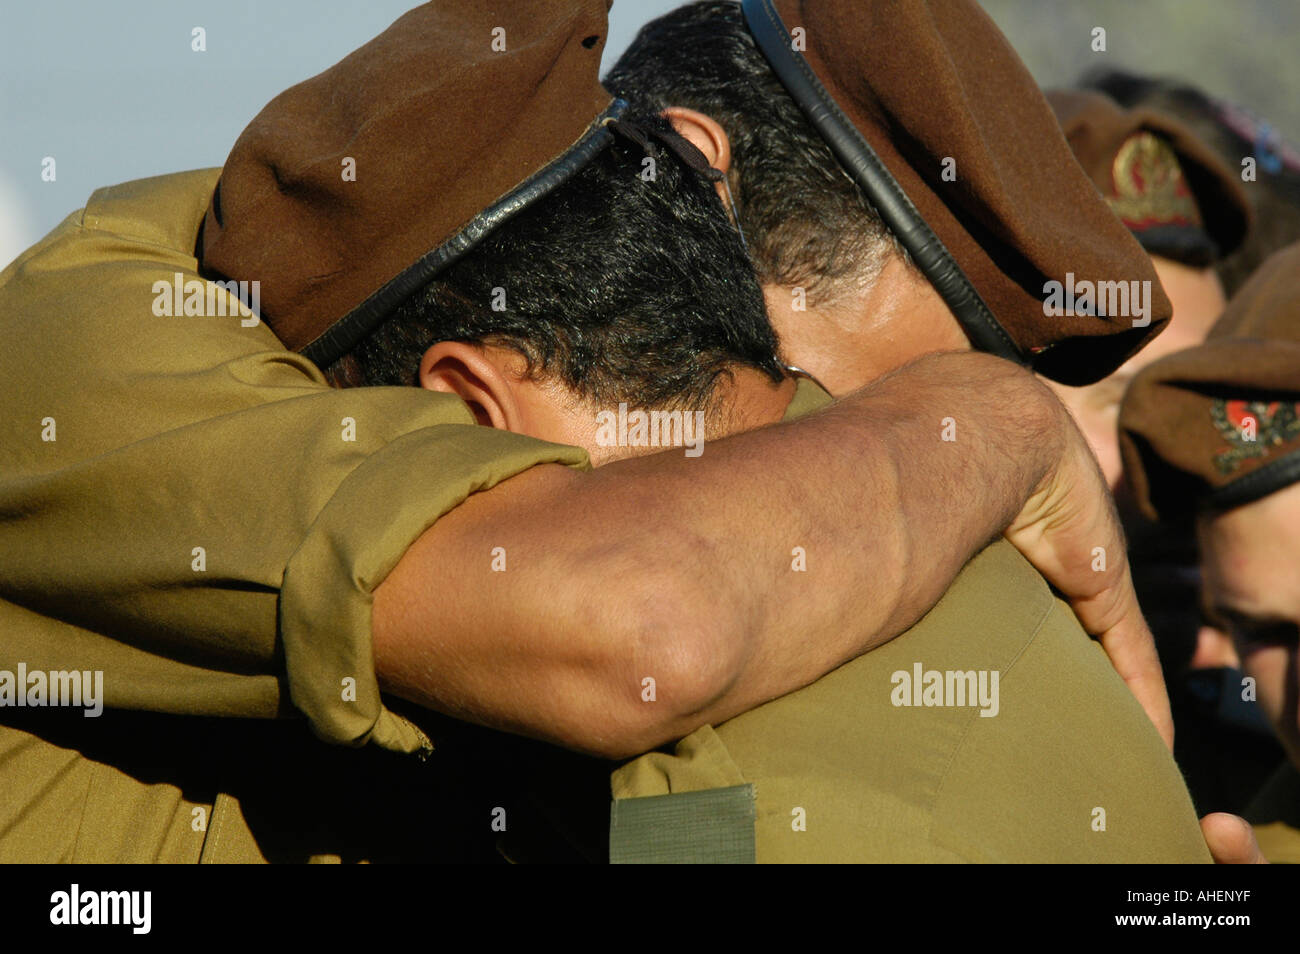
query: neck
[{"left": 762, "top": 257, "right": 969, "bottom": 394}]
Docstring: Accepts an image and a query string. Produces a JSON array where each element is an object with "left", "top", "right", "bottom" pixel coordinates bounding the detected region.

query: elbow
[{"left": 572, "top": 575, "right": 749, "bottom": 760}]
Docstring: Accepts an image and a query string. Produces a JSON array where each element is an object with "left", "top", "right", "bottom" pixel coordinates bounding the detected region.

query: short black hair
[
  {"left": 1082, "top": 68, "right": 1300, "bottom": 298},
  {"left": 604, "top": 0, "right": 904, "bottom": 308},
  {"left": 324, "top": 108, "right": 783, "bottom": 411}
]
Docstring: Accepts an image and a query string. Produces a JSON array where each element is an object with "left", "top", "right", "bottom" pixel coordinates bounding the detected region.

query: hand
[
  {"left": 1003, "top": 408, "right": 1174, "bottom": 750},
  {"left": 1200, "top": 812, "right": 1268, "bottom": 863}
]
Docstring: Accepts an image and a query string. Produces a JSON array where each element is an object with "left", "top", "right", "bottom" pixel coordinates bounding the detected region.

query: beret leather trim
[
  {"left": 1205, "top": 447, "right": 1300, "bottom": 513},
  {"left": 740, "top": 0, "right": 1023, "bottom": 365},
  {"left": 300, "top": 99, "right": 626, "bottom": 367}
]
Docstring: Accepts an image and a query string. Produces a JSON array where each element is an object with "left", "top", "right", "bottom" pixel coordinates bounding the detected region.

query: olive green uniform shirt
[
  {"left": 0, "top": 171, "right": 588, "bottom": 861},
  {"left": 609, "top": 387, "right": 1212, "bottom": 863}
]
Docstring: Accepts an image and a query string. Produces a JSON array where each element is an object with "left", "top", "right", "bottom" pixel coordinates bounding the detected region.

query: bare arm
[{"left": 373, "top": 350, "right": 1166, "bottom": 757}]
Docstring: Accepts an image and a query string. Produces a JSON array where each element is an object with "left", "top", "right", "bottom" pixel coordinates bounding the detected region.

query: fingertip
[{"left": 1200, "top": 812, "right": 1262, "bottom": 864}]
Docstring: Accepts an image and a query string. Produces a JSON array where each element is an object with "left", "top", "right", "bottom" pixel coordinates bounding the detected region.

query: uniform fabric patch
[{"left": 609, "top": 785, "right": 756, "bottom": 864}]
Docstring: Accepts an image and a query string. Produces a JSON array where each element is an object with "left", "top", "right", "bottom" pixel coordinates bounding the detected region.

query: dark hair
[
  {"left": 324, "top": 109, "right": 783, "bottom": 411},
  {"left": 604, "top": 0, "right": 902, "bottom": 307},
  {"left": 1082, "top": 68, "right": 1300, "bottom": 298}
]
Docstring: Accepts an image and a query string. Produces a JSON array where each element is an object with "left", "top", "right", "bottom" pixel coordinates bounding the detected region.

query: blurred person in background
[
  {"left": 1046, "top": 88, "right": 1287, "bottom": 815},
  {"left": 1084, "top": 68, "right": 1300, "bottom": 300},
  {"left": 1122, "top": 241, "right": 1300, "bottom": 861}
]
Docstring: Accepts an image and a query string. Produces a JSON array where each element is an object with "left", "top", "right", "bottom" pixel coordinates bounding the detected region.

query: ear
[
  {"left": 418, "top": 341, "right": 526, "bottom": 432},
  {"left": 663, "top": 107, "right": 733, "bottom": 207},
  {"left": 663, "top": 107, "right": 732, "bottom": 173}
]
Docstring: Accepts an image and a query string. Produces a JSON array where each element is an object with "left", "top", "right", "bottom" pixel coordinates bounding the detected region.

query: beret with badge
[
  {"left": 1120, "top": 240, "right": 1300, "bottom": 519},
  {"left": 1047, "top": 88, "right": 1252, "bottom": 268}
]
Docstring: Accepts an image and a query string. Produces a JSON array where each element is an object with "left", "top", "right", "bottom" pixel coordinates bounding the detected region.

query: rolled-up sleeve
[{"left": 0, "top": 170, "right": 589, "bottom": 755}]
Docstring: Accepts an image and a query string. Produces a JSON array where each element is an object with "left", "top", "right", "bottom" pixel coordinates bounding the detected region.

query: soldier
[
  {"left": 0, "top": 1, "right": 1162, "bottom": 861},
  {"left": 1082, "top": 68, "right": 1300, "bottom": 300},
  {"left": 597, "top": 0, "right": 1258, "bottom": 861},
  {"left": 605, "top": 6, "right": 1192, "bottom": 756},
  {"left": 607, "top": 0, "right": 1172, "bottom": 395},
  {"left": 1121, "top": 241, "right": 1300, "bottom": 862},
  {"left": 1046, "top": 89, "right": 1251, "bottom": 492},
  {"left": 1046, "top": 88, "right": 1283, "bottom": 816}
]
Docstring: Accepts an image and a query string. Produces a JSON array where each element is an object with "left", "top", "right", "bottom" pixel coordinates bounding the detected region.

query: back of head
[
  {"left": 605, "top": 0, "right": 898, "bottom": 309},
  {"left": 610, "top": 0, "right": 1176, "bottom": 386},
  {"left": 199, "top": 1, "right": 781, "bottom": 413},
  {"left": 325, "top": 108, "right": 784, "bottom": 412}
]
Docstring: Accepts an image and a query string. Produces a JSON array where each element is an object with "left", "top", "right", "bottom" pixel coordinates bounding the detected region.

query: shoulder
[{"left": 81, "top": 169, "right": 222, "bottom": 251}]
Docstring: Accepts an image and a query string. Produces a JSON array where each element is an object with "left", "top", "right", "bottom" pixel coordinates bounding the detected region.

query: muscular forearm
[
  {"left": 374, "top": 351, "right": 1071, "bottom": 757},
  {"left": 573, "top": 351, "right": 1068, "bottom": 733}
]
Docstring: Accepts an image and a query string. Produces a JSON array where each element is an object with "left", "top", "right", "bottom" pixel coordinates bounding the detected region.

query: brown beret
[
  {"left": 1120, "top": 241, "right": 1300, "bottom": 520},
  {"left": 1047, "top": 89, "right": 1252, "bottom": 267},
  {"left": 740, "top": 0, "right": 1171, "bottom": 385},
  {"left": 200, "top": 1, "right": 615, "bottom": 367}
]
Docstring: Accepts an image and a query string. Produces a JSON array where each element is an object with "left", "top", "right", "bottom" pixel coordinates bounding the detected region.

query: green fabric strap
[{"left": 609, "top": 785, "right": 756, "bottom": 864}]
